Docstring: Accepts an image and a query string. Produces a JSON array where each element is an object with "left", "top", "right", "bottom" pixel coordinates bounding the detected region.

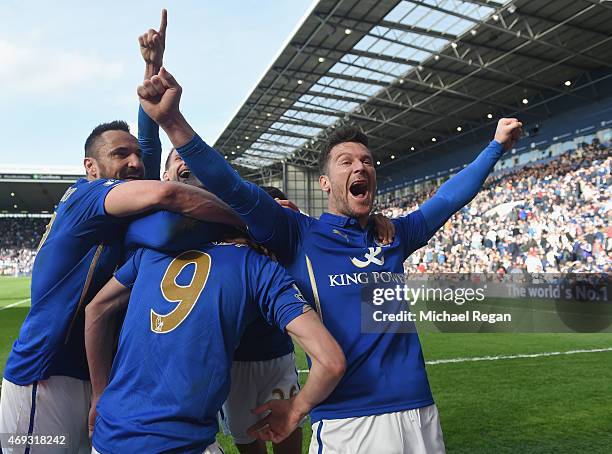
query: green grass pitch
[{"left": 1, "top": 276, "right": 611, "bottom": 453}]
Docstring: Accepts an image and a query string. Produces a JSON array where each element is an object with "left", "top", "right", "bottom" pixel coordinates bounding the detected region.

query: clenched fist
[
  {"left": 137, "top": 67, "right": 182, "bottom": 127},
  {"left": 494, "top": 118, "right": 522, "bottom": 151}
]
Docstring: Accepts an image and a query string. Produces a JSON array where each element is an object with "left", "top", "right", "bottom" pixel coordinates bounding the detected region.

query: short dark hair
[
  {"left": 319, "top": 126, "right": 369, "bottom": 174},
  {"left": 164, "top": 148, "right": 177, "bottom": 170},
  {"left": 84, "top": 120, "right": 130, "bottom": 158},
  {"left": 261, "top": 186, "right": 287, "bottom": 200}
]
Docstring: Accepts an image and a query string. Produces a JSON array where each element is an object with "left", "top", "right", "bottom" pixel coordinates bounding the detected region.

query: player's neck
[{"left": 327, "top": 206, "right": 369, "bottom": 228}]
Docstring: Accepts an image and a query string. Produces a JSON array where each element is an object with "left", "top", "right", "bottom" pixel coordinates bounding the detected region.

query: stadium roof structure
[
  {"left": 213, "top": 0, "right": 612, "bottom": 182},
  {"left": 0, "top": 165, "right": 82, "bottom": 214}
]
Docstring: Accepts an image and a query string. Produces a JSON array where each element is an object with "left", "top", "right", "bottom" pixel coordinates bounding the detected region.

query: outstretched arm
[
  {"left": 136, "top": 67, "right": 306, "bottom": 262},
  {"left": 137, "top": 9, "right": 167, "bottom": 179},
  {"left": 124, "top": 210, "right": 227, "bottom": 252},
  {"left": 104, "top": 180, "right": 244, "bottom": 228},
  {"left": 396, "top": 118, "right": 522, "bottom": 254},
  {"left": 420, "top": 118, "right": 522, "bottom": 234}
]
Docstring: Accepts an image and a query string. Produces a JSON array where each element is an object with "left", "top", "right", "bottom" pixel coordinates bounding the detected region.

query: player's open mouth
[
  {"left": 349, "top": 180, "right": 369, "bottom": 200},
  {"left": 179, "top": 169, "right": 191, "bottom": 179}
]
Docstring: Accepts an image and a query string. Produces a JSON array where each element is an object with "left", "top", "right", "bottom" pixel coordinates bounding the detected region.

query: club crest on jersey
[
  {"left": 350, "top": 246, "right": 384, "bottom": 268},
  {"left": 154, "top": 315, "right": 164, "bottom": 332}
]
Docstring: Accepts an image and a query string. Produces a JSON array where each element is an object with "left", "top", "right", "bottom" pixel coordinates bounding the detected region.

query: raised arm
[
  {"left": 104, "top": 179, "right": 244, "bottom": 228},
  {"left": 139, "top": 9, "right": 166, "bottom": 80},
  {"left": 420, "top": 119, "right": 521, "bottom": 233},
  {"left": 137, "top": 9, "right": 167, "bottom": 179},
  {"left": 396, "top": 118, "right": 522, "bottom": 253},
  {"left": 138, "top": 106, "right": 162, "bottom": 180},
  {"left": 136, "top": 67, "right": 307, "bottom": 262}
]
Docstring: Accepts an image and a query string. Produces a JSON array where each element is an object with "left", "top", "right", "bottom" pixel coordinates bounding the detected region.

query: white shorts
[
  {"left": 0, "top": 376, "right": 91, "bottom": 454},
  {"left": 309, "top": 405, "right": 446, "bottom": 454},
  {"left": 92, "top": 440, "right": 224, "bottom": 454},
  {"left": 221, "top": 352, "right": 300, "bottom": 444}
]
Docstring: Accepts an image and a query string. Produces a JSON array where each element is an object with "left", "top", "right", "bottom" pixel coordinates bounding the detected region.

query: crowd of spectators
[
  {"left": 0, "top": 217, "right": 47, "bottom": 276},
  {"left": 378, "top": 140, "right": 611, "bottom": 275},
  {"left": 1, "top": 140, "right": 610, "bottom": 278}
]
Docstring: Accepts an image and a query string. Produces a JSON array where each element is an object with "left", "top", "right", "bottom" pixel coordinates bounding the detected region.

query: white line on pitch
[
  {"left": 296, "top": 347, "right": 612, "bottom": 373},
  {"left": 0, "top": 298, "right": 30, "bottom": 311},
  {"left": 424, "top": 348, "right": 612, "bottom": 365}
]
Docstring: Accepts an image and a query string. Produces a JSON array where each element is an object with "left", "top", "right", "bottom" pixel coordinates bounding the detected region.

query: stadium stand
[
  {"left": 2, "top": 0, "right": 611, "bottom": 277},
  {"left": 0, "top": 166, "right": 78, "bottom": 276},
  {"left": 2, "top": 136, "right": 607, "bottom": 278},
  {"left": 0, "top": 216, "right": 48, "bottom": 276},
  {"left": 1, "top": 2, "right": 612, "bottom": 453},
  {"left": 377, "top": 138, "right": 611, "bottom": 274}
]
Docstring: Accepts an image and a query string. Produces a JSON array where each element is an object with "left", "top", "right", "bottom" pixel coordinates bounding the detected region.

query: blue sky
[{"left": 0, "top": 0, "right": 313, "bottom": 169}]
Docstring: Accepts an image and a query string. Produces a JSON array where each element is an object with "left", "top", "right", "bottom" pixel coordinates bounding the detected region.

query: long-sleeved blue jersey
[
  {"left": 138, "top": 106, "right": 162, "bottom": 180},
  {"left": 137, "top": 107, "right": 294, "bottom": 361},
  {"left": 92, "top": 219, "right": 310, "bottom": 453},
  {"left": 4, "top": 178, "right": 126, "bottom": 384},
  {"left": 172, "top": 133, "right": 505, "bottom": 422},
  {"left": 4, "top": 133, "right": 161, "bottom": 385}
]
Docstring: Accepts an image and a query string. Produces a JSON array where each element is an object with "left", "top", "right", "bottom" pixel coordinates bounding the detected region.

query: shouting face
[
  {"left": 320, "top": 141, "right": 376, "bottom": 224},
  {"left": 163, "top": 149, "right": 204, "bottom": 188}
]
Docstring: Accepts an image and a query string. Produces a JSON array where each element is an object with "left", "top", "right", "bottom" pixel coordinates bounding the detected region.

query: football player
[
  {"left": 138, "top": 65, "right": 522, "bottom": 453},
  {"left": 85, "top": 203, "right": 346, "bottom": 453},
  {"left": 0, "top": 119, "right": 241, "bottom": 454}
]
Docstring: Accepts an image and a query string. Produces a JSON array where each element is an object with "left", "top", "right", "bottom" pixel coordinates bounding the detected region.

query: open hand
[
  {"left": 371, "top": 212, "right": 395, "bottom": 245},
  {"left": 246, "top": 398, "right": 305, "bottom": 444}
]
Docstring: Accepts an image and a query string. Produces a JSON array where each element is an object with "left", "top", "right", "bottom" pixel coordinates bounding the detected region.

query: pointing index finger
[{"left": 159, "top": 9, "right": 168, "bottom": 36}]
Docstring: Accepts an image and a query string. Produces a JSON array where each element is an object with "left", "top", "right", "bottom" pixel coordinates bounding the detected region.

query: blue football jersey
[
  {"left": 173, "top": 134, "right": 504, "bottom": 422},
  {"left": 125, "top": 211, "right": 295, "bottom": 362},
  {"left": 272, "top": 211, "right": 435, "bottom": 422},
  {"left": 4, "top": 178, "right": 126, "bottom": 384},
  {"left": 92, "top": 241, "right": 309, "bottom": 453},
  {"left": 233, "top": 315, "right": 293, "bottom": 361}
]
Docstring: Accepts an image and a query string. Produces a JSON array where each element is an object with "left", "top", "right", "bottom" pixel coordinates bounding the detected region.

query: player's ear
[
  {"left": 84, "top": 157, "right": 98, "bottom": 179},
  {"left": 319, "top": 174, "right": 331, "bottom": 194},
  {"left": 162, "top": 171, "right": 170, "bottom": 181}
]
